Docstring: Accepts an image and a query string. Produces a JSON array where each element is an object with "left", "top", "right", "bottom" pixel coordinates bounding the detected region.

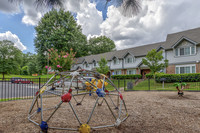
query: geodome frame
[{"left": 28, "top": 69, "right": 128, "bottom": 133}]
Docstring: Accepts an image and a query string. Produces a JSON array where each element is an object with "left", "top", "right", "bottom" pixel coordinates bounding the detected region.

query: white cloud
[
  {"left": 1, "top": 0, "right": 200, "bottom": 51},
  {"left": 63, "top": 0, "right": 103, "bottom": 36},
  {"left": 0, "top": 0, "right": 21, "bottom": 14},
  {"left": 22, "top": 0, "right": 43, "bottom": 26},
  {"left": 100, "top": 0, "right": 200, "bottom": 49},
  {"left": 0, "top": 31, "right": 27, "bottom": 51}
]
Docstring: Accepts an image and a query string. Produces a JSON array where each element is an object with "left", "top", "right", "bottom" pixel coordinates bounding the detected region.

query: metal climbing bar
[
  {"left": 87, "top": 97, "right": 99, "bottom": 124},
  {"left": 28, "top": 69, "right": 128, "bottom": 132},
  {"left": 46, "top": 101, "right": 63, "bottom": 122},
  {"left": 68, "top": 101, "right": 82, "bottom": 125}
]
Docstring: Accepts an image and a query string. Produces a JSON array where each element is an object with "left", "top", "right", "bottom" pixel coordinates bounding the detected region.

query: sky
[{"left": 0, "top": 0, "right": 200, "bottom": 53}]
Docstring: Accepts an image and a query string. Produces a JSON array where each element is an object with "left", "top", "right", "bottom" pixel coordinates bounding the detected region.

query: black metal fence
[
  {"left": 0, "top": 78, "right": 61, "bottom": 101},
  {"left": 1, "top": 77, "right": 200, "bottom": 101},
  {"left": 113, "top": 77, "right": 200, "bottom": 91}
]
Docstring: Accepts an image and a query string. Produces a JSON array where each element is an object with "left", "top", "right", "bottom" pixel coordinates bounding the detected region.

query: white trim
[
  {"left": 127, "top": 69, "right": 136, "bottom": 75},
  {"left": 174, "top": 45, "right": 196, "bottom": 57},
  {"left": 172, "top": 36, "right": 197, "bottom": 48},
  {"left": 113, "top": 58, "right": 120, "bottom": 65},
  {"left": 113, "top": 70, "right": 121, "bottom": 75},
  {"left": 175, "top": 64, "right": 196, "bottom": 74}
]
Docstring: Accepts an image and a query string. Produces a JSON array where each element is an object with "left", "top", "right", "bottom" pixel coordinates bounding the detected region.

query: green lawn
[
  {"left": 0, "top": 97, "right": 24, "bottom": 102},
  {"left": 124, "top": 79, "right": 200, "bottom": 91}
]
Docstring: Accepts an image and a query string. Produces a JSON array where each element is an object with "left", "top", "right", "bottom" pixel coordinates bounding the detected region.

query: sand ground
[{"left": 1, "top": 91, "right": 200, "bottom": 133}]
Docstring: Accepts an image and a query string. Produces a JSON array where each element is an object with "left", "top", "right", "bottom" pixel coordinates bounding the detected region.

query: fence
[
  {"left": 0, "top": 78, "right": 61, "bottom": 101},
  {"left": 113, "top": 77, "right": 200, "bottom": 91},
  {"left": 1, "top": 76, "right": 200, "bottom": 101}
]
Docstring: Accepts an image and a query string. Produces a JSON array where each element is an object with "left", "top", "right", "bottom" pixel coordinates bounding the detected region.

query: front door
[{"left": 141, "top": 69, "right": 150, "bottom": 79}]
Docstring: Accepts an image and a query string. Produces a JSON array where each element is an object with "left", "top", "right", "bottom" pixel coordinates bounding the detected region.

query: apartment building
[{"left": 72, "top": 27, "right": 200, "bottom": 78}]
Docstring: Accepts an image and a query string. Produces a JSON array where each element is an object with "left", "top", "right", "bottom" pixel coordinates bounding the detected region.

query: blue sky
[
  {"left": 1, "top": 0, "right": 200, "bottom": 53},
  {"left": 0, "top": 12, "right": 35, "bottom": 53}
]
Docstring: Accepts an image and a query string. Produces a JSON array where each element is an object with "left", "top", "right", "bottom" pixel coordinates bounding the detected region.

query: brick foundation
[
  {"left": 166, "top": 65, "right": 175, "bottom": 74},
  {"left": 136, "top": 68, "right": 140, "bottom": 74},
  {"left": 196, "top": 63, "right": 200, "bottom": 73}
]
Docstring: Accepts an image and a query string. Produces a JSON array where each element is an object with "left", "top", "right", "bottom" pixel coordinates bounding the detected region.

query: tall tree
[
  {"left": 0, "top": 40, "right": 22, "bottom": 79},
  {"left": 88, "top": 36, "right": 116, "bottom": 55},
  {"left": 96, "top": 57, "right": 110, "bottom": 75},
  {"left": 27, "top": 54, "right": 39, "bottom": 75},
  {"left": 34, "top": 9, "right": 87, "bottom": 70},
  {"left": 142, "top": 49, "right": 168, "bottom": 79},
  {"left": 9, "top": 0, "right": 140, "bottom": 16}
]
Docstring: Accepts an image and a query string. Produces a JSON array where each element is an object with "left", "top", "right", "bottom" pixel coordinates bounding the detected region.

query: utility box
[{"left": 127, "top": 82, "right": 133, "bottom": 90}]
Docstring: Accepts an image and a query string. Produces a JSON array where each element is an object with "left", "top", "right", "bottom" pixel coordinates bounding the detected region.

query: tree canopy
[
  {"left": 88, "top": 36, "right": 116, "bottom": 55},
  {"left": 0, "top": 40, "right": 22, "bottom": 79},
  {"left": 35, "top": 9, "right": 87, "bottom": 57},
  {"left": 142, "top": 49, "right": 168, "bottom": 76},
  {"left": 34, "top": 9, "right": 87, "bottom": 72}
]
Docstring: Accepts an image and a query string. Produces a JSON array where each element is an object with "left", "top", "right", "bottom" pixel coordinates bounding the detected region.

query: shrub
[
  {"left": 154, "top": 73, "right": 200, "bottom": 83},
  {"left": 111, "top": 74, "right": 142, "bottom": 79},
  {"left": 145, "top": 74, "right": 153, "bottom": 78}
]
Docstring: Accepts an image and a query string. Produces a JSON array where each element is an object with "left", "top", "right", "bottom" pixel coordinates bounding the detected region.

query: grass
[
  {"left": 0, "top": 97, "right": 24, "bottom": 102},
  {"left": 124, "top": 79, "right": 200, "bottom": 91}
]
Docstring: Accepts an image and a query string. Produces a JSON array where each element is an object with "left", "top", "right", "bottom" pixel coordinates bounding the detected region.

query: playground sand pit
[{"left": 1, "top": 91, "right": 200, "bottom": 133}]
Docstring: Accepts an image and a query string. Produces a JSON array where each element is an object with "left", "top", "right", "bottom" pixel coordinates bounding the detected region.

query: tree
[
  {"left": 142, "top": 49, "right": 168, "bottom": 79},
  {"left": 27, "top": 54, "right": 39, "bottom": 75},
  {"left": 21, "top": 52, "right": 35, "bottom": 67},
  {"left": 34, "top": 9, "right": 87, "bottom": 70},
  {"left": 9, "top": 0, "right": 140, "bottom": 16},
  {"left": 96, "top": 58, "right": 110, "bottom": 75},
  {"left": 88, "top": 36, "right": 116, "bottom": 55},
  {"left": 0, "top": 40, "right": 22, "bottom": 79},
  {"left": 21, "top": 66, "right": 29, "bottom": 75},
  {"left": 47, "top": 48, "right": 76, "bottom": 72}
]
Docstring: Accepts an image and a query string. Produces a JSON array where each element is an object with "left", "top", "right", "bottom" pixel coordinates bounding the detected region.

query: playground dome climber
[{"left": 28, "top": 69, "right": 128, "bottom": 133}]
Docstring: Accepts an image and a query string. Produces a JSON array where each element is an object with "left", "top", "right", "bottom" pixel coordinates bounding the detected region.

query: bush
[
  {"left": 154, "top": 73, "right": 200, "bottom": 83},
  {"left": 146, "top": 74, "right": 153, "bottom": 78},
  {"left": 111, "top": 74, "right": 142, "bottom": 79}
]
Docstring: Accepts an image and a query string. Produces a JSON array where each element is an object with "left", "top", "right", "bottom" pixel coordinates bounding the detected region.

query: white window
[
  {"left": 175, "top": 64, "right": 196, "bottom": 74},
  {"left": 125, "top": 57, "right": 134, "bottom": 64},
  {"left": 175, "top": 49, "right": 178, "bottom": 56},
  {"left": 175, "top": 46, "right": 196, "bottom": 56},
  {"left": 113, "top": 58, "right": 120, "bottom": 65},
  {"left": 127, "top": 69, "right": 136, "bottom": 75},
  {"left": 114, "top": 70, "right": 121, "bottom": 75}
]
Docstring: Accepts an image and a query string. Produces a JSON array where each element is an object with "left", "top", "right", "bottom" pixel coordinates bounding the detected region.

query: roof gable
[
  {"left": 123, "top": 52, "right": 134, "bottom": 58},
  {"left": 172, "top": 36, "right": 197, "bottom": 48},
  {"left": 165, "top": 27, "right": 200, "bottom": 49}
]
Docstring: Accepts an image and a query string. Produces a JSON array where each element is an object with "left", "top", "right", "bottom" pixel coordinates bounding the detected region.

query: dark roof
[
  {"left": 165, "top": 27, "right": 200, "bottom": 49},
  {"left": 76, "top": 27, "right": 200, "bottom": 64},
  {"left": 76, "top": 41, "right": 164, "bottom": 64}
]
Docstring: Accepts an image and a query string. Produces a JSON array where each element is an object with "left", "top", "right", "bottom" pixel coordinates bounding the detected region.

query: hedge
[
  {"left": 111, "top": 74, "right": 142, "bottom": 79},
  {"left": 145, "top": 74, "right": 153, "bottom": 78},
  {"left": 154, "top": 73, "right": 200, "bottom": 83}
]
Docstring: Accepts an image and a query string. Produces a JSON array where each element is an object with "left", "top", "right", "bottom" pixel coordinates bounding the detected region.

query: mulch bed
[{"left": 1, "top": 91, "right": 200, "bottom": 133}]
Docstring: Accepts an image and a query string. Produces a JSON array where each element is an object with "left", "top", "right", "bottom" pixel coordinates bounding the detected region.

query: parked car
[
  {"left": 54, "top": 80, "right": 64, "bottom": 87},
  {"left": 10, "top": 77, "right": 22, "bottom": 83},
  {"left": 14, "top": 79, "right": 33, "bottom": 84}
]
